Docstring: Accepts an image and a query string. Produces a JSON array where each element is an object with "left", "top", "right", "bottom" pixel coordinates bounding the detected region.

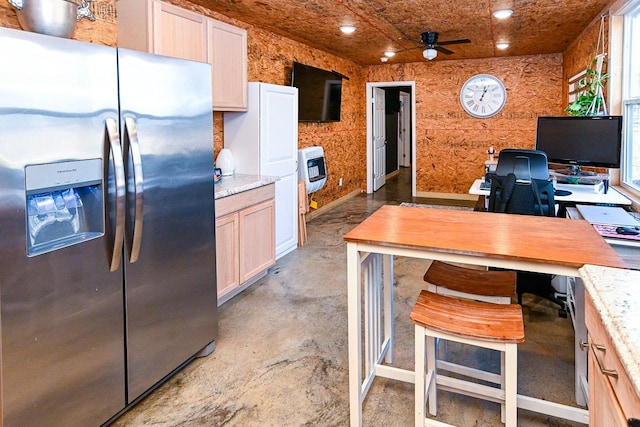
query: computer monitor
[{"left": 535, "top": 116, "right": 622, "bottom": 173}]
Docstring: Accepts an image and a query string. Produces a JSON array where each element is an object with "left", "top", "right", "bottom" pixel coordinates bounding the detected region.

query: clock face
[{"left": 460, "top": 74, "right": 506, "bottom": 118}]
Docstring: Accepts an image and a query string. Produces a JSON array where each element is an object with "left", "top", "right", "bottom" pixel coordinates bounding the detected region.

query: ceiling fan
[{"left": 399, "top": 31, "right": 471, "bottom": 61}]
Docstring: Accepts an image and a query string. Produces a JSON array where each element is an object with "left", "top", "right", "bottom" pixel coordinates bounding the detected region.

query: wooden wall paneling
[
  {"left": 2, "top": 0, "right": 601, "bottom": 200},
  {"left": 163, "top": 0, "right": 368, "bottom": 209},
  {"left": 367, "top": 54, "right": 564, "bottom": 195}
]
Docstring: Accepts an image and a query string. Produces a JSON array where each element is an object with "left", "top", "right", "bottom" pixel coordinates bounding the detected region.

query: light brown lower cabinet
[
  {"left": 586, "top": 293, "right": 640, "bottom": 426},
  {"left": 215, "top": 184, "right": 275, "bottom": 303}
]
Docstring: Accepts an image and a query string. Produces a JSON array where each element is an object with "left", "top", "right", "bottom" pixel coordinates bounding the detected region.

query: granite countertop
[
  {"left": 580, "top": 264, "right": 640, "bottom": 397},
  {"left": 214, "top": 173, "right": 279, "bottom": 199}
]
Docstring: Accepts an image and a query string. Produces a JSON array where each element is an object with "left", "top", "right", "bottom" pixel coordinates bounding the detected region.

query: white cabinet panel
[{"left": 224, "top": 83, "right": 299, "bottom": 259}]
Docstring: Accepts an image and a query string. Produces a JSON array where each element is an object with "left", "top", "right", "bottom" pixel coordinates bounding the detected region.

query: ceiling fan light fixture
[
  {"left": 339, "top": 25, "right": 356, "bottom": 34},
  {"left": 384, "top": 50, "right": 396, "bottom": 57},
  {"left": 496, "top": 42, "right": 510, "bottom": 50},
  {"left": 423, "top": 48, "right": 438, "bottom": 61},
  {"left": 492, "top": 9, "right": 513, "bottom": 19},
  {"left": 380, "top": 56, "right": 389, "bottom": 62}
]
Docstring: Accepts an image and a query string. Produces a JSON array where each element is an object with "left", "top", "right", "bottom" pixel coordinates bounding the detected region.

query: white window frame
[{"left": 620, "top": 1, "right": 640, "bottom": 197}]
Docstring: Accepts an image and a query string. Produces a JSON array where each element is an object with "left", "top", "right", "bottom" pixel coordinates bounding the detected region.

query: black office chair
[
  {"left": 488, "top": 173, "right": 555, "bottom": 217},
  {"left": 494, "top": 148, "right": 550, "bottom": 180},
  {"left": 487, "top": 150, "right": 567, "bottom": 317}
]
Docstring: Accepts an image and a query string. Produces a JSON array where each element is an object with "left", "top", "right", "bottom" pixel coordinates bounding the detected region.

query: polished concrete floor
[{"left": 112, "top": 168, "right": 583, "bottom": 426}]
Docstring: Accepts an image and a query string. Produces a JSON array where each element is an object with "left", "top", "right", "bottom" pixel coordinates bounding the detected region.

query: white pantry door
[
  {"left": 373, "top": 87, "right": 386, "bottom": 191},
  {"left": 259, "top": 83, "right": 299, "bottom": 259}
]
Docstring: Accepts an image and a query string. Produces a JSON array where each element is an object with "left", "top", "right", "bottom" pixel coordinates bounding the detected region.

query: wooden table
[{"left": 344, "top": 205, "right": 627, "bottom": 427}]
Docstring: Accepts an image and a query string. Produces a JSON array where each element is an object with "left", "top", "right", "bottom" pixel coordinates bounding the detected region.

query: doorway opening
[{"left": 365, "top": 81, "right": 416, "bottom": 197}]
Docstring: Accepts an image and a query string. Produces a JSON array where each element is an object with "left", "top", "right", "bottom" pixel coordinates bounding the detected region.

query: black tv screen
[
  {"left": 291, "top": 62, "right": 342, "bottom": 122},
  {"left": 535, "top": 116, "right": 622, "bottom": 169}
]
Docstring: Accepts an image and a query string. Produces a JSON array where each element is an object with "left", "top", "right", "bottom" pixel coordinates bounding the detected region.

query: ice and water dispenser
[
  {"left": 298, "top": 146, "right": 327, "bottom": 194},
  {"left": 25, "top": 159, "right": 104, "bottom": 256}
]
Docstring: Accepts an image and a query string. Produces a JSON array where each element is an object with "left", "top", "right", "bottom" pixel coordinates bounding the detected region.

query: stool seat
[{"left": 410, "top": 290, "right": 525, "bottom": 343}]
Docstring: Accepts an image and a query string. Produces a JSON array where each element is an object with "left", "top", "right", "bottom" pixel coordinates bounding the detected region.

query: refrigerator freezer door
[
  {"left": 117, "top": 49, "right": 218, "bottom": 401},
  {"left": 0, "top": 28, "right": 125, "bottom": 426}
]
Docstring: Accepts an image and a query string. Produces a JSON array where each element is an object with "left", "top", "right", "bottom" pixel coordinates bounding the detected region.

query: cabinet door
[
  {"left": 152, "top": 0, "right": 207, "bottom": 62},
  {"left": 258, "top": 84, "right": 299, "bottom": 258},
  {"left": 207, "top": 19, "right": 247, "bottom": 111},
  {"left": 588, "top": 341, "right": 628, "bottom": 426},
  {"left": 216, "top": 213, "right": 240, "bottom": 299},
  {"left": 239, "top": 199, "right": 275, "bottom": 282}
]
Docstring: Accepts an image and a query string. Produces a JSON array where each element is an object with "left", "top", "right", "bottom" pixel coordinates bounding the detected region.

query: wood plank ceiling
[{"left": 192, "top": 0, "right": 611, "bottom": 65}]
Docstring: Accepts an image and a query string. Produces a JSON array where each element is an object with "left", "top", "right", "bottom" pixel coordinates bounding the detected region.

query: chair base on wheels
[{"left": 411, "top": 290, "right": 525, "bottom": 427}]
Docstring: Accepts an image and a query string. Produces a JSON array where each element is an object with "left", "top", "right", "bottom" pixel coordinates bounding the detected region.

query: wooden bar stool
[
  {"left": 411, "top": 290, "right": 524, "bottom": 427},
  {"left": 423, "top": 261, "right": 517, "bottom": 385}
]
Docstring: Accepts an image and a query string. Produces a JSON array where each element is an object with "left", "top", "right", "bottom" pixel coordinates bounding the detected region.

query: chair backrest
[
  {"left": 495, "top": 149, "right": 550, "bottom": 180},
  {"left": 488, "top": 172, "right": 555, "bottom": 216}
]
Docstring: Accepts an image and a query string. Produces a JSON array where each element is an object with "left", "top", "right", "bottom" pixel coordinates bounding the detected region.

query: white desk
[
  {"left": 469, "top": 178, "right": 632, "bottom": 206},
  {"left": 344, "top": 206, "right": 627, "bottom": 426}
]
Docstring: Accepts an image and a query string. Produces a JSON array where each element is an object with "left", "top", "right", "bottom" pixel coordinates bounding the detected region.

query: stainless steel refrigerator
[{"left": 0, "top": 27, "right": 218, "bottom": 426}]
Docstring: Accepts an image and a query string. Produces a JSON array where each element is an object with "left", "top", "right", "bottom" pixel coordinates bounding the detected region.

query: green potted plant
[{"left": 565, "top": 54, "right": 608, "bottom": 116}]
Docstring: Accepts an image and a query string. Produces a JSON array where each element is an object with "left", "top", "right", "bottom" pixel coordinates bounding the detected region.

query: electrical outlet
[{"left": 338, "top": 177, "right": 343, "bottom": 186}]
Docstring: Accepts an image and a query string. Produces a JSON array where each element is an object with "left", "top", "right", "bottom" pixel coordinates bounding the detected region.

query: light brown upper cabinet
[
  {"left": 207, "top": 19, "right": 248, "bottom": 111},
  {"left": 118, "top": 0, "right": 247, "bottom": 111}
]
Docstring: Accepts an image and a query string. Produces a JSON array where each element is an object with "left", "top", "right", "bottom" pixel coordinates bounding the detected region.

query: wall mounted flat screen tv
[
  {"left": 291, "top": 62, "right": 342, "bottom": 122},
  {"left": 535, "top": 115, "right": 623, "bottom": 170}
]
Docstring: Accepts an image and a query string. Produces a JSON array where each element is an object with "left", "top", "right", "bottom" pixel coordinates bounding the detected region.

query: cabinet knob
[{"left": 579, "top": 339, "right": 589, "bottom": 351}]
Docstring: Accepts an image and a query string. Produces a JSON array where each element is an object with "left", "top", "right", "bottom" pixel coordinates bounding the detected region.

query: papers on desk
[
  {"left": 591, "top": 224, "right": 640, "bottom": 241},
  {"left": 576, "top": 205, "right": 640, "bottom": 242}
]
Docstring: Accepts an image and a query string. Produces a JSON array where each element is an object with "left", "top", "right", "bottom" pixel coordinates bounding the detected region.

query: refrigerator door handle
[
  {"left": 105, "top": 118, "right": 126, "bottom": 272},
  {"left": 124, "top": 117, "right": 144, "bottom": 263}
]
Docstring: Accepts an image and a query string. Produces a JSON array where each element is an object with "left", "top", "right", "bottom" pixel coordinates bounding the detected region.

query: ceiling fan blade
[
  {"left": 437, "top": 38, "right": 471, "bottom": 46},
  {"left": 434, "top": 45, "right": 455, "bottom": 55},
  {"left": 393, "top": 45, "right": 424, "bottom": 54}
]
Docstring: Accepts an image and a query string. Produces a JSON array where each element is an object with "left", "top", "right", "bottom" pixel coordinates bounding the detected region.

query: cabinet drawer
[
  {"left": 586, "top": 293, "right": 640, "bottom": 420},
  {"left": 215, "top": 183, "right": 275, "bottom": 217}
]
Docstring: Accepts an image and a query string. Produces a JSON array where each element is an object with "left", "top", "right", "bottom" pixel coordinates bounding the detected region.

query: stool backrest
[{"left": 423, "top": 261, "right": 516, "bottom": 304}]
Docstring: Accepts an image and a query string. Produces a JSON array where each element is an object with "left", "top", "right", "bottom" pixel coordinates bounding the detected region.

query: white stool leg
[
  {"left": 504, "top": 343, "right": 518, "bottom": 427},
  {"left": 415, "top": 324, "right": 426, "bottom": 427},
  {"left": 500, "top": 350, "right": 506, "bottom": 423},
  {"left": 426, "top": 335, "right": 437, "bottom": 416}
]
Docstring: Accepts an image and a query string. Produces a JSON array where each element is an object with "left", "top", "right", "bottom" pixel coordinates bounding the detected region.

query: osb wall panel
[
  {"left": 367, "top": 54, "right": 565, "bottom": 195},
  {"left": 0, "top": 0, "right": 117, "bottom": 45},
  {"left": 248, "top": 28, "right": 367, "bottom": 208},
  {"left": 167, "top": 0, "right": 367, "bottom": 209}
]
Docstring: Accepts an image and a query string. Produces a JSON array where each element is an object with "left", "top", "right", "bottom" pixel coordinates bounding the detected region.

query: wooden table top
[{"left": 344, "top": 205, "right": 627, "bottom": 270}]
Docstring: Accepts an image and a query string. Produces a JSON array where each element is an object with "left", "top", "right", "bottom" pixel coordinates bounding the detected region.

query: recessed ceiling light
[
  {"left": 492, "top": 9, "right": 513, "bottom": 19},
  {"left": 496, "top": 42, "right": 510, "bottom": 50},
  {"left": 384, "top": 51, "right": 396, "bottom": 57},
  {"left": 380, "top": 57, "right": 389, "bottom": 62},
  {"left": 340, "top": 25, "right": 356, "bottom": 34}
]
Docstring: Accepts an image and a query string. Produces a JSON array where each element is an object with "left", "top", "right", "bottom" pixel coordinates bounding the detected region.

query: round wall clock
[{"left": 460, "top": 74, "right": 506, "bottom": 118}]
